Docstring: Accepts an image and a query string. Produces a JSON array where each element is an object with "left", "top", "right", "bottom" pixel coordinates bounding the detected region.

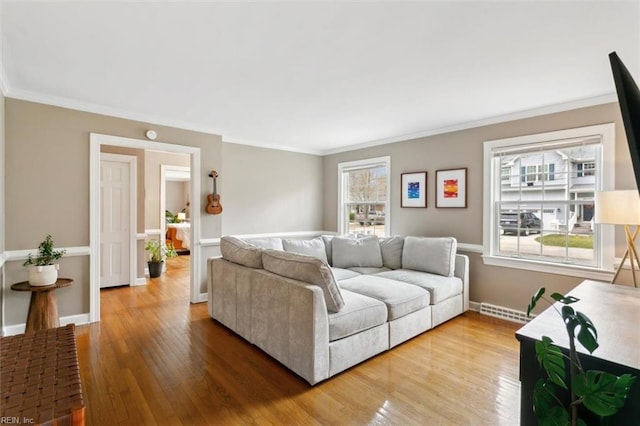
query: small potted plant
[
  {"left": 23, "top": 234, "right": 66, "bottom": 286},
  {"left": 145, "top": 239, "right": 178, "bottom": 278}
]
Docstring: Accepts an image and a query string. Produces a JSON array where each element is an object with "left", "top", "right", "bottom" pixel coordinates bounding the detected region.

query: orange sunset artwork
[{"left": 443, "top": 179, "right": 459, "bottom": 198}]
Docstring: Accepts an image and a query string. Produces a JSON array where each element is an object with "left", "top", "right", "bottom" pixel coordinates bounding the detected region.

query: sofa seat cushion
[
  {"left": 338, "top": 275, "right": 429, "bottom": 321},
  {"left": 262, "top": 249, "right": 345, "bottom": 313},
  {"left": 375, "top": 269, "right": 463, "bottom": 305},
  {"left": 331, "top": 267, "right": 361, "bottom": 281},
  {"left": 328, "top": 290, "right": 387, "bottom": 342}
]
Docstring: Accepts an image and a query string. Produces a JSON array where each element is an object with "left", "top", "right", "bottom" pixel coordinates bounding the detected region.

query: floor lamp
[{"left": 594, "top": 190, "right": 640, "bottom": 287}]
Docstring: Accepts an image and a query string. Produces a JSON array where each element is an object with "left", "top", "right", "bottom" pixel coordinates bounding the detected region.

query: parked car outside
[{"left": 500, "top": 211, "right": 541, "bottom": 235}]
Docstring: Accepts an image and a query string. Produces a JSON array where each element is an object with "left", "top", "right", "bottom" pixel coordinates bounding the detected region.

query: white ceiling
[{"left": 2, "top": 1, "right": 639, "bottom": 155}]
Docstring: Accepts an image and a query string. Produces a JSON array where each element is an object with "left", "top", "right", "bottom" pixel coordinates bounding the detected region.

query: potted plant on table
[
  {"left": 145, "top": 239, "right": 178, "bottom": 278},
  {"left": 23, "top": 234, "right": 66, "bottom": 286},
  {"left": 526, "top": 287, "right": 636, "bottom": 425}
]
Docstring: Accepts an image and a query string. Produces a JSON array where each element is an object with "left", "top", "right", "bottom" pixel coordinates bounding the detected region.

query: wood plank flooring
[{"left": 76, "top": 256, "right": 522, "bottom": 425}]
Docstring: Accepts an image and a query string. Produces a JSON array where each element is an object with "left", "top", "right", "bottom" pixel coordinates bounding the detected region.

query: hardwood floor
[{"left": 76, "top": 256, "right": 522, "bottom": 425}]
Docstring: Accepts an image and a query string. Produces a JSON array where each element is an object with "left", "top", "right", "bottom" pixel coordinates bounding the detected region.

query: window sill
[{"left": 481, "top": 254, "right": 613, "bottom": 281}]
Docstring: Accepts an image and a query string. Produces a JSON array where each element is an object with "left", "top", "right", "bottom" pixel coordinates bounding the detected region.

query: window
[
  {"left": 483, "top": 124, "right": 615, "bottom": 278},
  {"left": 338, "top": 156, "right": 390, "bottom": 236},
  {"left": 577, "top": 162, "right": 596, "bottom": 177}
]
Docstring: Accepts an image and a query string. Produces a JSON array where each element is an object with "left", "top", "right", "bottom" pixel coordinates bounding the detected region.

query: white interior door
[{"left": 100, "top": 156, "right": 131, "bottom": 288}]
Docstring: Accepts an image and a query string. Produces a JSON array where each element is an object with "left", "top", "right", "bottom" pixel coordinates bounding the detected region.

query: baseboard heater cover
[{"left": 479, "top": 302, "right": 532, "bottom": 324}]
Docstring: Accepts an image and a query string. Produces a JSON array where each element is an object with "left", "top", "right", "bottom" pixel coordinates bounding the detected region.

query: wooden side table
[{"left": 11, "top": 278, "right": 73, "bottom": 333}]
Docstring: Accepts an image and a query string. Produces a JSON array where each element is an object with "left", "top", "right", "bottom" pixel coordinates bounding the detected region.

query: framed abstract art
[
  {"left": 401, "top": 172, "right": 427, "bottom": 208},
  {"left": 436, "top": 168, "right": 467, "bottom": 208}
]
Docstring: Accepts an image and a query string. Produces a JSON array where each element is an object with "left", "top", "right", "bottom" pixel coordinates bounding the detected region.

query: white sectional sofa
[{"left": 207, "top": 234, "right": 469, "bottom": 385}]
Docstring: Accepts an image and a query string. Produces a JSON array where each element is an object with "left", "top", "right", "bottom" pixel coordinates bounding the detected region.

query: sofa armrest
[
  {"left": 454, "top": 254, "right": 470, "bottom": 312},
  {"left": 251, "top": 269, "right": 331, "bottom": 385},
  {"left": 208, "top": 257, "right": 254, "bottom": 340},
  {"left": 207, "top": 256, "right": 222, "bottom": 319}
]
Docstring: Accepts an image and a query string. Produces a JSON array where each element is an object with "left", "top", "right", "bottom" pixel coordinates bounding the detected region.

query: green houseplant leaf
[
  {"left": 527, "top": 287, "right": 546, "bottom": 316},
  {"left": 538, "top": 405, "right": 570, "bottom": 426},
  {"left": 573, "top": 371, "right": 637, "bottom": 417},
  {"left": 550, "top": 292, "right": 580, "bottom": 304},
  {"left": 22, "top": 234, "right": 66, "bottom": 267},
  {"left": 526, "top": 287, "right": 636, "bottom": 425},
  {"left": 562, "top": 306, "right": 599, "bottom": 353},
  {"left": 535, "top": 336, "right": 567, "bottom": 389}
]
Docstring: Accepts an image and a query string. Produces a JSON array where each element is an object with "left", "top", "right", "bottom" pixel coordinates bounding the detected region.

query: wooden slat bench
[{"left": 1, "top": 324, "right": 85, "bottom": 425}]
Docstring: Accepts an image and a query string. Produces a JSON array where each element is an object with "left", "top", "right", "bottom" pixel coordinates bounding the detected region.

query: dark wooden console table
[
  {"left": 11, "top": 278, "right": 73, "bottom": 333},
  {"left": 516, "top": 280, "right": 640, "bottom": 425}
]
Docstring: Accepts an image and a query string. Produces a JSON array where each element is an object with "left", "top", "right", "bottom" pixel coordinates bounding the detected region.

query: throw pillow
[
  {"left": 331, "top": 235, "right": 383, "bottom": 269},
  {"left": 220, "top": 236, "right": 263, "bottom": 269},
  {"left": 402, "top": 236, "right": 457, "bottom": 277},
  {"left": 282, "top": 237, "right": 328, "bottom": 263},
  {"left": 379, "top": 236, "right": 404, "bottom": 269},
  {"left": 262, "top": 249, "right": 344, "bottom": 313}
]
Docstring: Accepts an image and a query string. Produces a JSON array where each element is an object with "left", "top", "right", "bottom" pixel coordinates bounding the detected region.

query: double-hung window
[
  {"left": 338, "top": 156, "right": 390, "bottom": 237},
  {"left": 483, "top": 124, "right": 615, "bottom": 277}
]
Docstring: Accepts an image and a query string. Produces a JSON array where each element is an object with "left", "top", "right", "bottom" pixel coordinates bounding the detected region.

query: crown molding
[
  {"left": 3, "top": 84, "right": 616, "bottom": 158},
  {"left": 5, "top": 87, "right": 324, "bottom": 155},
  {"left": 320, "top": 93, "right": 618, "bottom": 155}
]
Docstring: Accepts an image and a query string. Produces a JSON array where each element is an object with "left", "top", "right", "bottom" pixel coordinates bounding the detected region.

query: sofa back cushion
[
  {"left": 249, "top": 237, "right": 284, "bottom": 251},
  {"left": 262, "top": 249, "right": 345, "bottom": 313},
  {"left": 220, "top": 236, "right": 264, "bottom": 269},
  {"left": 331, "top": 235, "right": 383, "bottom": 269},
  {"left": 321, "top": 235, "right": 334, "bottom": 265},
  {"left": 282, "top": 237, "right": 328, "bottom": 263},
  {"left": 402, "top": 236, "right": 457, "bottom": 277},
  {"left": 379, "top": 236, "right": 404, "bottom": 269}
]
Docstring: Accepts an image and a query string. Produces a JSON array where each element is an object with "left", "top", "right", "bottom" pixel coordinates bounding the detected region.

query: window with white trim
[
  {"left": 338, "top": 157, "right": 390, "bottom": 236},
  {"left": 483, "top": 124, "right": 615, "bottom": 276}
]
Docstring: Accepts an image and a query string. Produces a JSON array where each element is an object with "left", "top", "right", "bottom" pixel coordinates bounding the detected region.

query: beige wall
[
  {"left": 2, "top": 97, "right": 636, "bottom": 328},
  {"left": 166, "top": 181, "right": 189, "bottom": 218},
  {"left": 144, "top": 150, "right": 190, "bottom": 229},
  {"left": 323, "top": 102, "right": 637, "bottom": 311},
  {"left": 221, "top": 143, "right": 324, "bottom": 235},
  {"left": 3, "top": 98, "right": 223, "bottom": 327}
]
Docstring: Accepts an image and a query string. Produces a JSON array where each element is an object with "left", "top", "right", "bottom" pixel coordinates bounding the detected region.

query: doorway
[
  {"left": 89, "top": 133, "right": 201, "bottom": 323},
  {"left": 161, "top": 165, "right": 191, "bottom": 257}
]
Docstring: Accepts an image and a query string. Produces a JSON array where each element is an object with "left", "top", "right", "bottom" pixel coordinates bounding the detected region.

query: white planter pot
[{"left": 28, "top": 264, "right": 59, "bottom": 286}]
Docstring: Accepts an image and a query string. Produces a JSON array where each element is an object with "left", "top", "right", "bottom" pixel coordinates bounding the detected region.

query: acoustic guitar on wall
[{"left": 206, "top": 170, "right": 223, "bottom": 215}]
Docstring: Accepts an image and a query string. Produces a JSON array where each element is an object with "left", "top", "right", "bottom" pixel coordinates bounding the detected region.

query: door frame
[
  {"left": 100, "top": 153, "right": 137, "bottom": 288},
  {"left": 89, "top": 133, "right": 201, "bottom": 323}
]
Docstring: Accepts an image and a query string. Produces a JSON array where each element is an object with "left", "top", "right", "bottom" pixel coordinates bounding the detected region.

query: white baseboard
[
  {"left": 2, "top": 312, "right": 91, "bottom": 337},
  {"left": 133, "top": 277, "right": 148, "bottom": 286}
]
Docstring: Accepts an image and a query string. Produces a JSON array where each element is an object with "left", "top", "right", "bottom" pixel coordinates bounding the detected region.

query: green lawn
[{"left": 534, "top": 234, "right": 593, "bottom": 249}]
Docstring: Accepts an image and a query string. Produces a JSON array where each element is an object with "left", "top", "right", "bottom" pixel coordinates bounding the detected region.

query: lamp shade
[{"left": 594, "top": 190, "right": 640, "bottom": 225}]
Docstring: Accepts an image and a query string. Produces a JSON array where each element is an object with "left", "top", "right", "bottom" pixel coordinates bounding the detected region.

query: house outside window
[
  {"left": 577, "top": 162, "right": 596, "bottom": 177},
  {"left": 483, "top": 124, "right": 615, "bottom": 278},
  {"left": 338, "top": 156, "right": 390, "bottom": 237}
]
